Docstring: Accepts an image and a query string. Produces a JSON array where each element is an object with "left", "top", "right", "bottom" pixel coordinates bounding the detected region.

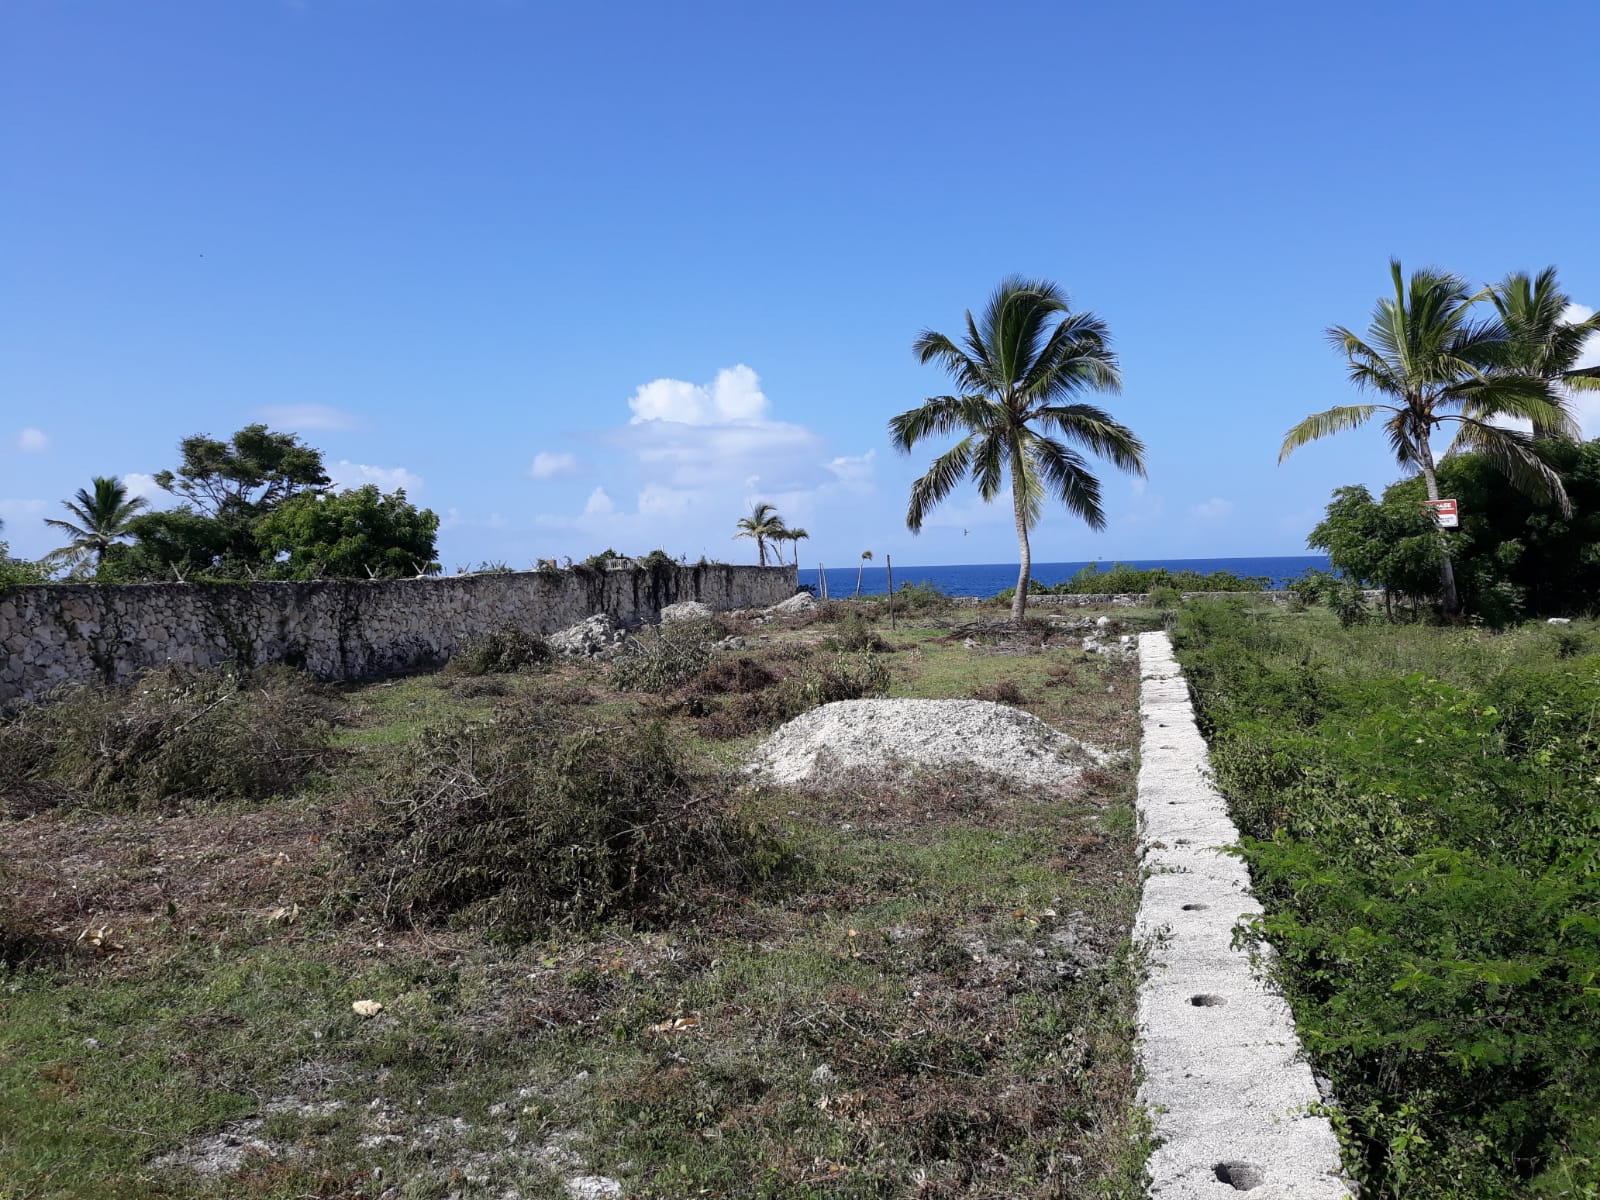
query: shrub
[
  {"left": 1146, "top": 585, "right": 1181, "bottom": 609},
  {"left": 796, "top": 651, "right": 890, "bottom": 707},
  {"left": 4, "top": 666, "right": 338, "bottom": 810},
  {"left": 822, "top": 614, "right": 892, "bottom": 653},
  {"left": 1328, "top": 578, "right": 1370, "bottom": 628},
  {"left": 354, "top": 710, "right": 789, "bottom": 935},
  {"left": 450, "top": 625, "right": 552, "bottom": 675},
  {"left": 687, "top": 656, "right": 779, "bottom": 697},
  {"left": 611, "top": 618, "right": 716, "bottom": 693},
  {"left": 879, "top": 581, "right": 952, "bottom": 615}
]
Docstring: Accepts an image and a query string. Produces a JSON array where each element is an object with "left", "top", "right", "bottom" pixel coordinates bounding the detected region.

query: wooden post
[{"left": 886, "top": 554, "right": 895, "bottom": 630}]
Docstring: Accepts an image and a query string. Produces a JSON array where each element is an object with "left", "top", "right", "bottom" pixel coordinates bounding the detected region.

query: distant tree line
[{"left": 35, "top": 424, "right": 442, "bottom": 583}]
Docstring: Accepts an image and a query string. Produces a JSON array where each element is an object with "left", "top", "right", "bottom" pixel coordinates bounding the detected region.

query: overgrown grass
[
  {"left": 0, "top": 612, "right": 1149, "bottom": 1198},
  {"left": 1174, "top": 601, "right": 1600, "bottom": 1199}
]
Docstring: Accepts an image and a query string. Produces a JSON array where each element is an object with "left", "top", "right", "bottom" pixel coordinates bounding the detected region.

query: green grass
[{"left": 1, "top": 611, "right": 1150, "bottom": 1199}]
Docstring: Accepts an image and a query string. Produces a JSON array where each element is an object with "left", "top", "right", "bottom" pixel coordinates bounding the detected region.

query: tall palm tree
[
  {"left": 855, "top": 549, "right": 873, "bottom": 598},
  {"left": 45, "top": 476, "right": 149, "bottom": 570},
  {"left": 890, "top": 276, "right": 1146, "bottom": 625},
  {"left": 1281, "top": 259, "right": 1572, "bottom": 614},
  {"left": 1490, "top": 267, "right": 1600, "bottom": 441},
  {"left": 733, "top": 501, "right": 787, "bottom": 567},
  {"left": 784, "top": 527, "right": 810, "bottom": 567}
]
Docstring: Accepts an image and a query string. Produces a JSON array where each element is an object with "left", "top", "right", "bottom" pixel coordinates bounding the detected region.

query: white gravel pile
[
  {"left": 766, "top": 592, "right": 817, "bottom": 616},
  {"left": 747, "top": 698, "right": 1111, "bottom": 788},
  {"left": 660, "top": 600, "right": 713, "bottom": 624}
]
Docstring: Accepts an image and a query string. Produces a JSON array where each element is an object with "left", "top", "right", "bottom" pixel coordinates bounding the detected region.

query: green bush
[
  {"left": 822, "top": 614, "right": 892, "bottom": 653},
  {"left": 1145, "top": 585, "right": 1181, "bottom": 609},
  {"left": 1175, "top": 603, "right": 1600, "bottom": 1197},
  {"left": 354, "top": 709, "right": 789, "bottom": 936},
  {"left": 611, "top": 618, "right": 716, "bottom": 693},
  {"left": 450, "top": 625, "right": 552, "bottom": 675},
  {"left": 796, "top": 650, "right": 890, "bottom": 707},
  {"left": 3, "top": 665, "right": 338, "bottom": 810}
]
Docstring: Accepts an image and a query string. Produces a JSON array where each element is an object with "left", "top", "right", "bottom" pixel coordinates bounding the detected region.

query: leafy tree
[
  {"left": 733, "top": 502, "right": 788, "bottom": 567},
  {"left": 1310, "top": 441, "right": 1600, "bottom": 623},
  {"left": 1281, "top": 260, "right": 1572, "bottom": 614},
  {"left": 0, "top": 518, "right": 48, "bottom": 590},
  {"left": 890, "top": 276, "right": 1146, "bottom": 624},
  {"left": 1490, "top": 267, "right": 1600, "bottom": 441},
  {"left": 43, "top": 476, "right": 149, "bottom": 572},
  {"left": 105, "top": 507, "right": 242, "bottom": 581},
  {"left": 255, "top": 485, "right": 441, "bottom": 579},
  {"left": 154, "top": 424, "right": 330, "bottom": 522},
  {"left": 1307, "top": 484, "right": 1442, "bottom": 614}
]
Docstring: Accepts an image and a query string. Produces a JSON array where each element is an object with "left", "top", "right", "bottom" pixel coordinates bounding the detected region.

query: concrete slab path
[{"left": 1135, "top": 632, "right": 1351, "bottom": 1198}]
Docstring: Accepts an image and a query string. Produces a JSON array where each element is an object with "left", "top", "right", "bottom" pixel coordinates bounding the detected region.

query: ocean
[{"left": 798, "top": 554, "right": 1331, "bottom": 599}]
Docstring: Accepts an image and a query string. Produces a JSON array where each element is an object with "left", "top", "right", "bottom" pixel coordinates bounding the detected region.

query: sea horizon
[{"left": 798, "top": 553, "right": 1330, "bottom": 599}]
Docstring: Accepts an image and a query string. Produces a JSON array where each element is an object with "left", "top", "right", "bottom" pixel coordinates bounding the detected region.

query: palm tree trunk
[
  {"left": 757, "top": 537, "right": 767, "bottom": 568},
  {"left": 1010, "top": 466, "right": 1031, "bottom": 626},
  {"left": 1415, "top": 442, "right": 1460, "bottom": 615},
  {"left": 855, "top": 563, "right": 863, "bottom": 598}
]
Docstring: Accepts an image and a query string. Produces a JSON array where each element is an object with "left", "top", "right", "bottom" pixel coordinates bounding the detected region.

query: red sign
[{"left": 1426, "top": 498, "right": 1459, "bottom": 528}]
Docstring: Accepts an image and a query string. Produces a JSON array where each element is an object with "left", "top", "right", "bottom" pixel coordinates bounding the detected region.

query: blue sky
[{"left": 4, "top": 1, "right": 1599, "bottom": 570}]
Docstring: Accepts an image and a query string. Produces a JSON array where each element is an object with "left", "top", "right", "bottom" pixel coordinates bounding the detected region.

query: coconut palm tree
[
  {"left": 733, "top": 502, "right": 787, "bottom": 567},
  {"left": 1281, "top": 260, "right": 1572, "bottom": 615},
  {"left": 783, "top": 527, "right": 810, "bottom": 567},
  {"left": 1490, "top": 267, "right": 1600, "bottom": 441},
  {"left": 855, "top": 549, "right": 873, "bottom": 598},
  {"left": 890, "top": 276, "right": 1146, "bottom": 625},
  {"left": 45, "top": 476, "right": 149, "bottom": 570}
]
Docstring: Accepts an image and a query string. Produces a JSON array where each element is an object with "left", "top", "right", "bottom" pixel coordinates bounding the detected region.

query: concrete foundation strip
[{"left": 1134, "top": 632, "right": 1351, "bottom": 1198}]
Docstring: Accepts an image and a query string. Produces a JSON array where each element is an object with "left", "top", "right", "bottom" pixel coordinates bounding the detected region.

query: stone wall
[{"left": 0, "top": 563, "right": 796, "bottom": 707}]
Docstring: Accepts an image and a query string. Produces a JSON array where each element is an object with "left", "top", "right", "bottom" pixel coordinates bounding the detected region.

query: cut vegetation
[{"left": 0, "top": 595, "right": 1156, "bottom": 1199}]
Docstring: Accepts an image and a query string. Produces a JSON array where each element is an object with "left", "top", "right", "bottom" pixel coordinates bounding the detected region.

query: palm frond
[
  {"left": 1445, "top": 418, "right": 1573, "bottom": 515},
  {"left": 1279, "top": 405, "right": 1380, "bottom": 462},
  {"left": 889, "top": 395, "right": 987, "bottom": 451},
  {"left": 1031, "top": 404, "right": 1146, "bottom": 475},
  {"left": 1028, "top": 434, "right": 1107, "bottom": 530},
  {"left": 905, "top": 436, "right": 975, "bottom": 532}
]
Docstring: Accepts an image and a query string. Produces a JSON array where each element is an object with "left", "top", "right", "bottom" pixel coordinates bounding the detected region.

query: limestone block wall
[{"left": 0, "top": 563, "right": 795, "bottom": 707}]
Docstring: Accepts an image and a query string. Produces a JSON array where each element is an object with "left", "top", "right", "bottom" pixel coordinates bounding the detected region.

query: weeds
[
  {"left": 353, "top": 708, "right": 790, "bottom": 936},
  {"left": 1176, "top": 601, "right": 1600, "bottom": 1198},
  {"left": 2, "top": 665, "right": 338, "bottom": 810},
  {"left": 611, "top": 618, "right": 716, "bottom": 693},
  {"left": 449, "top": 624, "right": 552, "bottom": 675}
]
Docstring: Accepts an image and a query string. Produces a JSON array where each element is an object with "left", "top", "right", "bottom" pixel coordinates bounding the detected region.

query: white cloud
[
  {"left": 823, "top": 449, "right": 876, "bottom": 491},
  {"left": 16, "top": 427, "right": 48, "bottom": 453},
  {"left": 327, "top": 461, "right": 422, "bottom": 493},
  {"left": 628, "top": 364, "right": 769, "bottom": 425},
  {"left": 527, "top": 451, "right": 578, "bottom": 480},
  {"left": 258, "top": 404, "right": 363, "bottom": 432},
  {"left": 637, "top": 484, "right": 705, "bottom": 517},
  {"left": 1191, "top": 497, "right": 1235, "bottom": 520},
  {"left": 583, "top": 487, "right": 615, "bottom": 516},
  {"left": 122, "top": 472, "right": 166, "bottom": 503}
]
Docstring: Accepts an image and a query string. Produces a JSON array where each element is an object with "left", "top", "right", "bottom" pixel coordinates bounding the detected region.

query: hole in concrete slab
[
  {"left": 1181, "top": 903, "right": 1209, "bottom": 911},
  {"left": 1175, "top": 838, "right": 1194, "bottom": 845},
  {"left": 1213, "top": 1161, "right": 1267, "bottom": 1190},
  {"left": 1189, "top": 994, "right": 1227, "bottom": 1007}
]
